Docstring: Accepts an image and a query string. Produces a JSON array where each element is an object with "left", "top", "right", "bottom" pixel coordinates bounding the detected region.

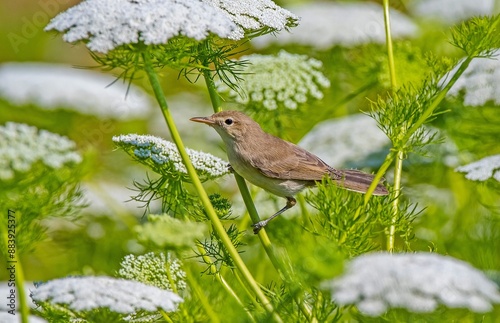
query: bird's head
[{"left": 190, "top": 110, "right": 261, "bottom": 142}]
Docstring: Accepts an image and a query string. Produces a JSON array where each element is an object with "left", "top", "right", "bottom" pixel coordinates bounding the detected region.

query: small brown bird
[{"left": 190, "top": 111, "right": 388, "bottom": 233}]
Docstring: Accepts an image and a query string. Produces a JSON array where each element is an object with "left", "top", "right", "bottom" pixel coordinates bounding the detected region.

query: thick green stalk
[
  {"left": 141, "top": 52, "right": 279, "bottom": 320},
  {"left": 15, "top": 259, "right": 28, "bottom": 323},
  {"left": 382, "top": 0, "right": 397, "bottom": 90},
  {"left": 387, "top": 150, "right": 403, "bottom": 251},
  {"left": 382, "top": 0, "right": 402, "bottom": 251}
]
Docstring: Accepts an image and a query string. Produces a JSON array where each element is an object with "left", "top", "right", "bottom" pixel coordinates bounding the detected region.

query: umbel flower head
[
  {"left": 323, "top": 252, "right": 500, "bottom": 316},
  {"left": 118, "top": 252, "right": 187, "bottom": 291},
  {"left": 0, "top": 62, "right": 152, "bottom": 119},
  {"left": 31, "top": 276, "right": 183, "bottom": 314},
  {"left": 455, "top": 155, "right": 500, "bottom": 182},
  {"left": 113, "top": 134, "right": 229, "bottom": 181},
  {"left": 217, "top": 50, "right": 331, "bottom": 111},
  {"left": 45, "top": 0, "right": 297, "bottom": 54},
  {"left": 0, "top": 122, "right": 82, "bottom": 181}
]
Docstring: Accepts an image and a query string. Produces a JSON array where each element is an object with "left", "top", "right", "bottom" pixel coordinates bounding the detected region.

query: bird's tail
[{"left": 332, "top": 169, "right": 389, "bottom": 196}]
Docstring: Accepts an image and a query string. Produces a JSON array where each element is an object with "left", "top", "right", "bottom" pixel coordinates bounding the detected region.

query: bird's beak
[{"left": 190, "top": 116, "right": 215, "bottom": 125}]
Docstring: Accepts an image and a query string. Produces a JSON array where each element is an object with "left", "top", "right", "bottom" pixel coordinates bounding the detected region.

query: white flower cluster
[
  {"left": 299, "top": 114, "right": 389, "bottom": 167},
  {"left": 31, "top": 276, "right": 183, "bottom": 314},
  {"left": 324, "top": 252, "right": 500, "bottom": 316},
  {"left": 113, "top": 134, "right": 229, "bottom": 179},
  {"left": 409, "top": 0, "right": 494, "bottom": 24},
  {"left": 206, "top": 0, "right": 297, "bottom": 34},
  {"left": 118, "top": 252, "right": 187, "bottom": 291},
  {"left": 455, "top": 155, "right": 500, "bottom": 182},
  {"left": 253, "top": 2, "right": 417, "bottom": 50},
  {"left": 0, "top": 123, "right": 82, "bottom": 181},
  {"left": 447, "top": 51, "right": 500, "bottom": 107},
  {"left": 0, "top": 62, "right": 152, "bottom": 120},
  {"left": 217, "top": 51, "right": 330, "bottom": 110},
  {"left": 45, "top": 0, "right": 296, "bottom": 53}
]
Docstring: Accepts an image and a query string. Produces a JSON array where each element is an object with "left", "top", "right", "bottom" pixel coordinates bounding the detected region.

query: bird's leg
[{"left": 252, "top": 197, "right": 296, "bottom": 234}]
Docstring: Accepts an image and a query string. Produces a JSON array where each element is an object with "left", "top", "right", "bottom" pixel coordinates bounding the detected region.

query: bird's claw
[
  {"left": 227, "top": 164, "right": 234, "bottom": 173},
  {"left": 252, "top": 221, "right": 266, "bottom": 234}
]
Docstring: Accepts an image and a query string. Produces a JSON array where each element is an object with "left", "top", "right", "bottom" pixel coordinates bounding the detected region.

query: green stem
[
  {"left": 382, "top": 0, "right": 403, "bottom": 252},
  {"left": 203, "top": 69, "right": 223, "bottom": 113},
  {"left": 141, "top": 52, "right": 278, "bottom": 320},
  {"left": 15, "top": 259, "right": 28, "bottom": 323},
  {"left": 387, "top": 150, "right": 403, "bottom": 251},
  {"left": 382, "top": 0, "right": 397, "bottom": 90}
]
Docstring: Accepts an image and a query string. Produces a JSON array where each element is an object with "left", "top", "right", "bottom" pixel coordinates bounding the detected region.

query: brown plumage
[{"left": 191, "top": 110, "right": 388, "bottom": 233}]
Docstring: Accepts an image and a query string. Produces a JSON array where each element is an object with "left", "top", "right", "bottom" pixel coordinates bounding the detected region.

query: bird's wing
[{"left": 247, "top": 138, "right": 340, "bottom": 181}]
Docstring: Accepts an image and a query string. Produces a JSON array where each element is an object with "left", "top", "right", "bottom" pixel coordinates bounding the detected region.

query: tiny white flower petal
[
  {"left": 455, "top": 155, "right": 500, "bottom": 182},
  {"left": 31, "top": 276, "right": 183, "bottom": 314},
  {"left": 324, "top": 252, "right": 500, "bottom": 316},
  {"left": 0, "top": 63, "right": 152, "bottom": 120}
]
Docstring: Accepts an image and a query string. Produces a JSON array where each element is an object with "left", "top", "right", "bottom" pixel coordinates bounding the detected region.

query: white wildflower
[
  {"left": 0, "top": 62, "right": 152, "bottom": 119},
  {"left": 45, "top": 0, "right": 238, "bottom": 53},
  {"left": 323, "top": 252, "right": 500, "bottom": 316},
  {"left": 409, "top": 0, "right": 494, "bottom": 24},
  {"left": 253, "top": 2, "right": 417, "bottom": 50},
  {"left": 118, "top": 252, "right": 187, "bottom": 291},
  {"left": 206, "top": 0, "right": 297, "bottom": 34},
  {"left": 217, "top": 50, "right": 330, "bottom": 111},
  {"left": 455, "top": 155, "right": 500, "bottom": 182},
  {"left": 299, "top": 114, "right": 389, "bottom": 167},
  {"left": 31, "top": 276, "right": 183, "bottom": 314},
  {"left": 113, "top": 134, "right": 229, "bottom": 180},
  {"left": 0, "top": 312, "right": 47, "bottom": 323},
  {"left": 45, "top": 0, "right": 296, "bottom": 54},
  {"left": 447, "top": 51, "right": 500, "bottom": 106},
  {"left": 0, "top": 123, "right": 82, "bottom": 181}
]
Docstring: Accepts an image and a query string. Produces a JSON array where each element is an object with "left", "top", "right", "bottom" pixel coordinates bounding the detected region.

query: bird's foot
[
  {"left": 252, "top": 220, "right": 268, "bottom": 234},
  {"left": 227, "top": 164, "right": 234, "bottom": 173}
]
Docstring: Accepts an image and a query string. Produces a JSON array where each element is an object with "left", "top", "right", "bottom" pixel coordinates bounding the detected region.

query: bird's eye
[{"left": 224, "top": 118, "right": 233, "bottom": 125}]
